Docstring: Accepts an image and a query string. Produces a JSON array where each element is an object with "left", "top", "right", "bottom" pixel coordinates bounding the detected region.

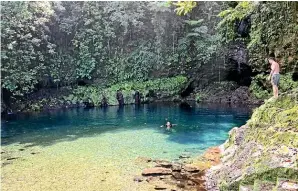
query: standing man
[{"left": 267, "top": 57, "right": 280, "bottom": 98}]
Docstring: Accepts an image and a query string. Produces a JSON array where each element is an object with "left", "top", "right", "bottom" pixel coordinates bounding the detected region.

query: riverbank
[
  {"left": 1, "top": 76, "right": 188, "bottom": 114},
  {"left": 1, "top": 80, "right": 262, "bottom": 117}
]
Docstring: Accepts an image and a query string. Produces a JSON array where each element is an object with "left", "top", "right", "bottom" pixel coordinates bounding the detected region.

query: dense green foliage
[
  {"left": 173, "top": 1, "right": 197, "bottom": 16},
  {"left": 2, "top": 1, "right": 297, "bottom": 110},
  {"left": 1, "top": 2, "right": 56, "bottom": 96},
  {"left": 217, "top": 2, "right": 298, "bottom": 71},
  {"left": 65, "top": 76, "right": 187, "bottom": 106},
  {"left": 248, "top": 2, "right": 298, "bottom": 73},
  {"left": 1, "top": 1, "right": 218, "bottom": 98},
  {"left": 217, "top": 2, "right": 298, "bottom": 99},
  {"left": 23, "top": 76, "right": 187, "bottom": 111},
  {"left": 217, "top": 2, "right": 255, "bottom": 43},
  {"left": 250, "top": 73, "right": 298, "bottom": 99}
]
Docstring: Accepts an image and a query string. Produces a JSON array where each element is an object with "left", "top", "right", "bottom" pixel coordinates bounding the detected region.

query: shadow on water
[{"left": 1, "top": 102, "right": 253, "bottom": 147}]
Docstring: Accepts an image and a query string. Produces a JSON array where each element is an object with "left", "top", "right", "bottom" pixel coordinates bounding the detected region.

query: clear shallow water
[
  {"left": 1, "top": 102, "right": 251, "bottom": 191},
  {"left": 1, "top": 102, "right": 251, "bottom": 158}
]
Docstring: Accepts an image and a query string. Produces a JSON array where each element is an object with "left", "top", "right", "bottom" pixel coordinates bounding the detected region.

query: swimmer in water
[{"left": 160, "top": 121, "right": 177, "bottom": 130}]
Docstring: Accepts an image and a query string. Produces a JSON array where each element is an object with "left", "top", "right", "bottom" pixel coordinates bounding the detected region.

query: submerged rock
[
  {"left": 133, "top": 176, "right": 144, "bottom": 182},
  {"left": 135, "top": 156, "right": 152, "bottom": 163},
  {"left": 142, "top": 167, "right": 172, "bottom": 176},
  {"left": 6, "top": 157, "right": 19, "bottom": 161},
  {"left": 179, "top": 154, "right": 190, "bottom": 159},
  {"left": 155, "top": 161, "right": 172, "bottom": 168}
]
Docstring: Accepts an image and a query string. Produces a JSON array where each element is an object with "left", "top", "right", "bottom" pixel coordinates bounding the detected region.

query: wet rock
[
  {"left": 183, "top": 164, "right": 201, "bottom": 173},
  {"left": 172, "top": 163, "right": 182, "bottom": 171},
  {"left": 142, "top": 167, "right": 172, "bottom": 176},
  {"left": 146, "top": 176, "right": 159, "bottom": 183},
  {"left": 7, "top": 157, "right": 19, "bottom": 161},
  {"left": 153, "top": 159, "right": 169, "bottom": 163},
  {"left": 136, "top": 156, "right": 152, "bottom": 163},
  {"left": 179, "top": 155, "right": 190, "bottom": 159},
  {"left": 172, "top": 172, "right": 183, "bottom": 179},
  {"left": 155, "top": 161, "right": 172, "bottom": 168},
  {"left": 154, "top": 181, "right": 168, "bottom": 190},
  {"left": 159, "top": 175, "right": 172, "bottom": 180}
]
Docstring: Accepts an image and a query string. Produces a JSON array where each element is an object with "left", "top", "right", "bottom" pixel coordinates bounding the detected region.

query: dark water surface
[{"left": 1, "top": 102, "right": 251, "bottom": 150}]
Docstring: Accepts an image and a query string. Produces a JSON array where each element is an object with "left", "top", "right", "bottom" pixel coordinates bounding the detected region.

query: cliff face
[{"left": 206, "top": 89, "right": 298, "bottom": 191}]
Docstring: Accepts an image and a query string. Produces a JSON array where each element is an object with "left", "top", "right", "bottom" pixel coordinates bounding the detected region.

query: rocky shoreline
[
  {"left": 204, "top": 91, "right": 298, "bottom": 191},
  {"left": 134, "top": 147, "right": 222, "bottom": 191}
]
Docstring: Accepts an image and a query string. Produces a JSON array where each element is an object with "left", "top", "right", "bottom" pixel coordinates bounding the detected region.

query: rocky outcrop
[
  {"left": 196, "top": 81, "right": 262, "bottom": 105},
  {"left": 138, "top": 147, "right": 222, "bottom": 191},
  {"left": 205, "top": 89, "right": 298, "bottom": 191}
]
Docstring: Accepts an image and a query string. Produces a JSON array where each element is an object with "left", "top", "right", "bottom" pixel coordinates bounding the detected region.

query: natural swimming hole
[{"left": 1, "top": 102, "right": 251, "bottom": 191}]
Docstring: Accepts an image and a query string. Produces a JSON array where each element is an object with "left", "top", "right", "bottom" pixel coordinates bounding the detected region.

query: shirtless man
[{"left": 267, "top": 58, "right": 280, "bottom": 98}]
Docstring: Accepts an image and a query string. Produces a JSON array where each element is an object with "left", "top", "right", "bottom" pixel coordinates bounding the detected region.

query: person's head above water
[{"left": 166, "top": 121, "right": 172, "bottom": 129}]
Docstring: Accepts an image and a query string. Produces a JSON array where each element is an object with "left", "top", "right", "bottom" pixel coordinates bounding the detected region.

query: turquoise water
[
  {"left": 1, "top": 102, "right": 251, "bottom": 159},
  {"left": 1, "top": 102, "right": 252, "bottom": 191}
]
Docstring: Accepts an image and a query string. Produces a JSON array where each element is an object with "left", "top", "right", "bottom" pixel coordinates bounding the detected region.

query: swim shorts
[{"left": 272, "top": 74, "right": 280, "bottom": 86}]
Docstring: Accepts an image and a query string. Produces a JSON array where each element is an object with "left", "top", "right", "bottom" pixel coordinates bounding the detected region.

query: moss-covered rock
[{"left": 205, "top": 89, "right": 298, "bottom": 191}]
